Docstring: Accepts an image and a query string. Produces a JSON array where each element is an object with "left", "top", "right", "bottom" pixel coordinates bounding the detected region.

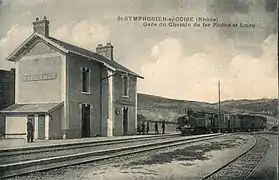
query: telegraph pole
[{"left": 218, "top": 80, "right": 221, "bottom": 133}]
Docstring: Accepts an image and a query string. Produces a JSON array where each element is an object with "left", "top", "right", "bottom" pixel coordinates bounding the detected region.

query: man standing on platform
[
  {"left": 155, "top": 122, "right": 159, "bottom": 134},
  {"left": 137, "top": 123, "right": 141, "bottom": 135},
  {"left": 162, "top": 120, "right": 166, "bottom": 134},
  {"left": 27, "top": 118, "right": 34, "bottom": 143},
  {"left": 141, "top": 121, "right": 145, "bottom": 135}
]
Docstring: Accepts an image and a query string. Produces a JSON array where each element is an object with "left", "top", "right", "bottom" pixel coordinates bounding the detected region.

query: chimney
[
  {"left": 96, "top": 43, "right": 113, "bottom": 60},
  {"left": 32, "top": 16, "right": 49, "bottom": 37}
]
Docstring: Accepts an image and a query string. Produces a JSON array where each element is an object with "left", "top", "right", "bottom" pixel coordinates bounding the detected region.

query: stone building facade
[
  {"left": 0, "top": 69, "right": 15, "bottom": 136},
  {"left": 0, "top": 17, "right": 143, "bottom": 140}
]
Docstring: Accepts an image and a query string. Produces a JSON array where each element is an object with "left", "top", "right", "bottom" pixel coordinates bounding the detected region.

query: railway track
[
  {"left": 0, "top": 133, "right": 223, "bottom": 179},
  {"left": 201, "top": 134, "right": 271, "bottom": 180},
  {"left": 0, "top": 133, "right": 179, "bottom": 156},
  {"left": 0, "top": 134, "right": 181, "bottom": 165}
]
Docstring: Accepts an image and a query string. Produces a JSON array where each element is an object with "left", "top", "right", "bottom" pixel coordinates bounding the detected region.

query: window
[
  {"left": 82, "top": 67, "right": 90, "bottom": 93},
  {"left": 122, "top": 75, "right": 129, "bottom": 97}
]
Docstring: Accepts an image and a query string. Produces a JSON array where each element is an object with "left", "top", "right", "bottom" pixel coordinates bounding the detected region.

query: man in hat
[
  {"left": 162, "top": 120, "right": 166, "bottom": 134},
  {"left": 155, "top": 122, "right": 159, "bottom": 134},
  {"left": 27, "top": 118, "right": 34, "bottom": 143}
]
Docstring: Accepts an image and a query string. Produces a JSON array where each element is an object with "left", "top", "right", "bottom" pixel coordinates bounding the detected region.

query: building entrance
[
  {"left": 81, "top": 104, "right": 91, "bottom": 137},
  {"left": 38, "top": 115, "right": 45, "bottom": 139},
  {"left": 123, "top": 107, "right": 128, "bottom": 135}
]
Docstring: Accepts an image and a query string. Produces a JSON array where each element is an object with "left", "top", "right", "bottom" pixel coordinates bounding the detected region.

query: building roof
[
  {"left": 6, "top": 33, "right": 143, "bottom": 79},
  {"left": 48, "top": 37, "right": 143, "bottom": 78},
  {"left": 0, "top": 102, "right": 63, "bottom": 114}
]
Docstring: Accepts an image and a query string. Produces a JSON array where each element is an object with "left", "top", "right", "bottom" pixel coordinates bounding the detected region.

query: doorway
[
  {"left": 123, "top": 107, "right": 128, "bottom": 135},
  {"left": 38, "top": 115, "right": 45, "bottom": 139},
  {"left": 81, "top": 104, "right": 91, "bottom": 137}
]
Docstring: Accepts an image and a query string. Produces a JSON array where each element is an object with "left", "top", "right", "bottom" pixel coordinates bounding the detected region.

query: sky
[{"left": 0, "top": 0, "right": 278, "bottom": 102}]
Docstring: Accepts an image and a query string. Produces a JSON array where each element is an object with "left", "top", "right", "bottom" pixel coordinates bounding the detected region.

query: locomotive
[{"left": 177, "top": 109, "right": 267, "bottom": 135}]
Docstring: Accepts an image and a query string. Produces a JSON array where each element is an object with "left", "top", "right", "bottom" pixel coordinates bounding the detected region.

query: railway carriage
[
  {"left": 240, "top": 114, "right": 256, "bottom": 132},
  {"left": 223, "top": 114, "right": 242, "bottom": 132},
  {"left": 253, "top": 116, "right": 267, "bottom": 131},
  {"left": 177, "top": 109, "right": 268, "bottom": 135},
  {"left": 206, "top": 113, "right": 220, "bottom": 133}
]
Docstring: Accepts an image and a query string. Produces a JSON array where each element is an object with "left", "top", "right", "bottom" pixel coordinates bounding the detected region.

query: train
[{"left": 177, "top": 109, "right": 267, "bottom": 135}]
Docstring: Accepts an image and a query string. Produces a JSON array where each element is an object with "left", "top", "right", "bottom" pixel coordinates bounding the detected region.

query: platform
[{"left": 0, "top": 132, "right": 179, "bottom": 151}]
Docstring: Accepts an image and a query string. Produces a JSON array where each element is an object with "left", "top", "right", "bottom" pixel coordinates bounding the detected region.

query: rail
[
  {"left": 0, "top": 133, "right": 223, "bottom": 179},
  {"left": 201, "top": 135, "right": 271, "bottom": 180}
]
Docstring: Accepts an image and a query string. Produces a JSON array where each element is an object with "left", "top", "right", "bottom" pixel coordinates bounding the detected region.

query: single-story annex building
[{"left": 0, "top": 16, "right": 143, "bottom": 140}]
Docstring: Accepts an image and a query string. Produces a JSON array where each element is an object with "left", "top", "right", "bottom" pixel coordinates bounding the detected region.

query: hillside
[
  {"left": 137, "top": 93, "right": 212, "bottom": 109},
  {"left": 137, "top": 93, "right": 278, "bottom": 122},
  {"left": 212, "top": 98, "right": 278, "bottom": 116},
  {"left": 137, "top": 93, "right": 218, "bottom": 122}
]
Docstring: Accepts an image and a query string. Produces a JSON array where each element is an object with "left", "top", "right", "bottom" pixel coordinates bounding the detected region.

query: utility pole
[{"left": 218, "top": 80, "right": 221, "bottom": 133}]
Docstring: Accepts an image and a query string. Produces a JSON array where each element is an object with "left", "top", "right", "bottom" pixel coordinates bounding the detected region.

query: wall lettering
[{"left": 23, "top": 73, "right": 57, "bottom": 82}]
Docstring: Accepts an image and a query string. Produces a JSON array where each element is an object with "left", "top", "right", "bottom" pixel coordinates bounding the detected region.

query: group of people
[
  {"left": 26, "top": 117, "right": 168, "bottom": 143},
  {"left": 138, "top": 121, "right": 166, "bottom": 135}
]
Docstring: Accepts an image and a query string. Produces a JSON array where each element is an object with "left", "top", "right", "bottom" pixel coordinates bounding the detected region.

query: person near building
[
  {"left": 137, "top": 122, "right": 141, "bottom": 135},
  {"left": 162, "top": 120, "right": 166, "bottom": 134},
  {"left": 155, "top": 122, "right": 159, "bottom": 134},
  {"left": 27, "top": 118, "right": 34, "bottom": 143},
  {"left": 141, "top": 121, "right": 145, "bottom": 135},
  {"left": 146, "top": 122, "right": 149, "bottom": 135}
]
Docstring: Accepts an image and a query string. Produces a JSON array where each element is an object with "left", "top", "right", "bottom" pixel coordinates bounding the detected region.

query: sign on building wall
[
  {"left": 115, "top": 99, "right": 135, "bottom": 106},
  {"left": 23, "top": 73, "right": 57, "bottom": 82}
]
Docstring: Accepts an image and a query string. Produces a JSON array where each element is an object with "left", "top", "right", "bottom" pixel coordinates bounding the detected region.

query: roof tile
[
  {"left": 48, "top": 37, "right": 142, "bottom": 78},
  {"left": 0, "top": 102, "right": 63, "bottom": 113}
]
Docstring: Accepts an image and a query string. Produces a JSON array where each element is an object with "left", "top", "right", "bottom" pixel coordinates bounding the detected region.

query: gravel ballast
[{"left": 7, "top": 134, "right": 255, "bottom": 180}]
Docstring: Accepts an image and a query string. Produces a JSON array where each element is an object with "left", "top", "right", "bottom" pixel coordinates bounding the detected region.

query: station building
[{"left": 0, "top": 17, "right": 143, "bottom": 140}]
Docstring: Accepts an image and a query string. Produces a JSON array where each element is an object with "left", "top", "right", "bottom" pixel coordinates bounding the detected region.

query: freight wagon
[
  {"left": 240, "top": 114, "right": 256, "bottom": 132},
  {"left": 241, "top": 115, "right": 267, "bottom": 131},
  {"left": 205, "top": 113, "right": 220, "bottom": 133},
  {"left": 222, "top": 114, "right": 242, "bottom": 132}
]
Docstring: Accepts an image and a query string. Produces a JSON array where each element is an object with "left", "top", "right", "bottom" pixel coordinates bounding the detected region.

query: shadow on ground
[{"left": 125, "top": 137, "right": 247, "bottom": 166}]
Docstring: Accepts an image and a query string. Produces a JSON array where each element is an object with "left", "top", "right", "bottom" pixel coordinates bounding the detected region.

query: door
[
  {"left": 81, "top": 104, "right": 91, "bottom": 137},
  {"left": 123, "top": 107, "right": 128, "bottom": 135},
  {"left": 38, "top": 115, "right": 45, "bottom": 139}
]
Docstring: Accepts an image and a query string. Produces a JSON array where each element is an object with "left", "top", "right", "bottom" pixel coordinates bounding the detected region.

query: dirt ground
[{"left": 8, "top": 134, "right": 255, "bottom": 180}]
